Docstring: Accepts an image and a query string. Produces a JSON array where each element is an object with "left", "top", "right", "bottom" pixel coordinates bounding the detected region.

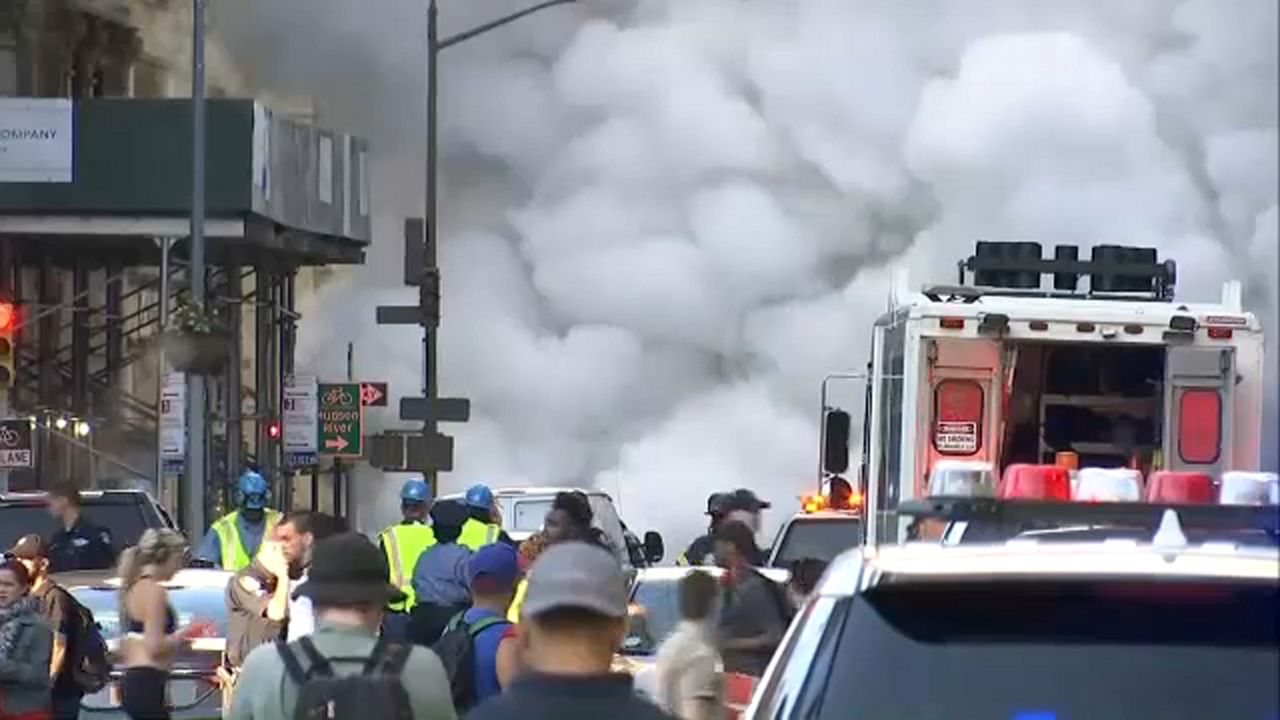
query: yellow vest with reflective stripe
[
  {"left": 212, "top": 509, "right": 281, "bottom": 572},
  {"left": 507, "top": 578, "right": 528, "bottom": 622},
  {"left": 458, "top": 518, "right": 500, "bottom": 550},
  {"left": 379, "top": 523, "right": 437, "bottom": 611}
]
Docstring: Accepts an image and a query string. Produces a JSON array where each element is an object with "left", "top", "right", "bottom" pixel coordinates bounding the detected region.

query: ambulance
[{"left": 821, "top": 241, "right": 1268, "bottom": 543}]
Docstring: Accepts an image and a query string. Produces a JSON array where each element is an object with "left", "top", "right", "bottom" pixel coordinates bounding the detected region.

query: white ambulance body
[{"left": 834, "top": 242, "right": 1266, "bottom": 543}]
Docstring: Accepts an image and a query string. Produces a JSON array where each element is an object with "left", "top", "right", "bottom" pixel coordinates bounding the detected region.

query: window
[
  {"left": 0, "top": 40, "right": 16, "bottom": 96},
  {"left": 875, "top": 318, "right": 906, "bottom": 512},
  {"left": 933, "top": 380, "right": 984, "bottom": 455},
  {"left": 801, "top": 581, "right": 1279, "bottom": 719},
  {"left": 1178, "top": 388, "right": 1221, "bottom": 464},
  {"left": 772, "top": 518, "right": 863, "bottom": 568}
]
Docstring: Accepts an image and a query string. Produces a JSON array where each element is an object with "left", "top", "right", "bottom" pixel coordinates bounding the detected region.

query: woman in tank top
[{"left": 117, "top": 529, "right": 193, "bottom": 720}]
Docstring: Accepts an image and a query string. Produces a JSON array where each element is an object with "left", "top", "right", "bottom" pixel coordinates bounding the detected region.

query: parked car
[
  {"left": 619, "top": 565, "right": 791, "bottom": 697},
  {"left": 65, "top": 568, "right": 231, "bottom": 720},
  {"left": 766, "top": 508, "right": 863, "bottom": 569},
  {"left": 0, "top": 489, "right": 174, "bottom": 560},
  {"left": 438, "top": 486, "right": 665, "bottom": 568}
]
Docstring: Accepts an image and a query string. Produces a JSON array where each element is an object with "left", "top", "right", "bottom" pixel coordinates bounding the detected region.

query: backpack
[
  {"left": 276, "top": 636, "right": 413, "bottom": 720},
  {"left": 431, "top": 611, "right": 510, "bottom": 711},
  {"left": 61, "top": 589, "right": 111, "bottom": 693},
  {"left": 750, "top": 568, "right": 796, "bottom": 625}
]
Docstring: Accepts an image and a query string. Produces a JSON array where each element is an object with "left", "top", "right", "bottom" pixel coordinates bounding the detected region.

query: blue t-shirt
[{"left": 462, "top": 607, "right": 511, "bottom": 702}]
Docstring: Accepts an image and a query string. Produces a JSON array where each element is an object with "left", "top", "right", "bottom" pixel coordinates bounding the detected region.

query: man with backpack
[
  {"left": 7, "top": 534, "right": 109, "bottom": 720},
  {"left": 431, "top": 543, "right": 518, "bottom": 711},
  {"left": 712, "top": 521, "right": 792, "bottom": 677},
  {"left": 227, "top": 532, "right": 456, "bottom": 720}
]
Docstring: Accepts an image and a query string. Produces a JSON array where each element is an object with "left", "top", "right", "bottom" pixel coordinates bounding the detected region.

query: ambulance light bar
[{"left": 903, "top": 466, "right": 1279, "bottom": 534}]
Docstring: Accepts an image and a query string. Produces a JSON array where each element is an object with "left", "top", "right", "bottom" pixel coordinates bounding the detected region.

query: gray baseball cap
[{"left": 521, "top": 541, "right": 629, "bottom": 619}]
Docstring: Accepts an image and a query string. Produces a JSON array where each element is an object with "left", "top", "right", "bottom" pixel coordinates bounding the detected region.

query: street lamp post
[{"left": 420, "top": 0, "right": 575, "bottom": 445}]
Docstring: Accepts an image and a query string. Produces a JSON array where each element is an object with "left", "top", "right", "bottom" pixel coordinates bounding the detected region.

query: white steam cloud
[{"left": 212, "top": 0, "right": 1278, "bottom": 544}]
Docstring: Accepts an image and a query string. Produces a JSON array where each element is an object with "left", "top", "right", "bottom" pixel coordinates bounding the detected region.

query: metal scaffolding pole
[{"left": 186, "top": 0, "right": 209, "bottom": 535}]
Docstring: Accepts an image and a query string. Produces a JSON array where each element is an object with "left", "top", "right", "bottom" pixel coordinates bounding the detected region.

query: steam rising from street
[{"left": 212, "top": 0, "right": 1278, "bottom": 542}]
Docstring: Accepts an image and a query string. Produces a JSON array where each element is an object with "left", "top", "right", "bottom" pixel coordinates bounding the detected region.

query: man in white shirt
[
  {"left": 654, "top": 570, "right": 723, "bottom": 720},
  {"left": 282, "top": 512, "right": 343, "bottom": 641}
]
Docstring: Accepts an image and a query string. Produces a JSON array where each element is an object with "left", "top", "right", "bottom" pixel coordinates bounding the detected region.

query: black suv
[{"left": 0, "top": 489, "right": 174, "bottom": 558}]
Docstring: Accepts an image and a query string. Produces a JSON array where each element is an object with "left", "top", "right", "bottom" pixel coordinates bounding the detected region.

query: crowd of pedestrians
[{"left": 0, "top": 476, "right": 826, "bottom": 720}]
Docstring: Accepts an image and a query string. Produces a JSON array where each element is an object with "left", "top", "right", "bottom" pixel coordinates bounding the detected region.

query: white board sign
[
  {"left": 159, "top": 372, "right": 187, "bottom": 461},
  {"left": 0, "top": 98, "right": 73, "bottom": 182},
  {"left": 935, "top": 421, "right": 978, "bottom": 454},
  {"left": 283, "top": 374, "right": 319, "bottom": 454}
]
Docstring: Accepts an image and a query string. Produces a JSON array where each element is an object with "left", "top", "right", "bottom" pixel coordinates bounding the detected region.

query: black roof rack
[
  {"left": 898, "top": 498, "right": 1279, "bottom": 536},
  {"left": 957, "top": 241, "right": 1177, "bottom": 301}
]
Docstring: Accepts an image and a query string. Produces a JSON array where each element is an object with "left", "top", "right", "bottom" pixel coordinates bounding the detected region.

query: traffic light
[
  {"left": 0, "top": 302, "right": 16, "bottom": 389},
  {"left": 267, "top": 419, "right": 281, "bottom": 440}
]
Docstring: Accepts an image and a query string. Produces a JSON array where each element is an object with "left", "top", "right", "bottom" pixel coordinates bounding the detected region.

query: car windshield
[
  {"left": 0, "top": 502, "right": 153, "bottom": 554},
  {"left": 772, "top": 518, "right": 862, "bottom": 568},
  {"left": 69, "top": 584, "right": 230, "bottom": 639},
  {"left": 798, "top": 580, "right": 1279, "bottom": 719},
  {"left": 622, "top": 576, "right": 683, "bottom": 656}
]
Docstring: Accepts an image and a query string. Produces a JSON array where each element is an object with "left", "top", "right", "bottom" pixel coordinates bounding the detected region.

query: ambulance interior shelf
[{"left": 1001, "top": 343, "right": 1164, "bottom": 471}]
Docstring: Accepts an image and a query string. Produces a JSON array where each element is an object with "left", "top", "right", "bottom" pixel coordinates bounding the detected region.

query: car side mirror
[
  {"left": 823, "top": 409, "right": 851, "bottom": 474},
  {"left": 643, "top": 531, "right": 665, "bottom": 563}
]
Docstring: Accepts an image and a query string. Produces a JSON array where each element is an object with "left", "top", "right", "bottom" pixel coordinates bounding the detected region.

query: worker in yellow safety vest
[
  {"left": 459, "top": 483, "right": 509, "bottom": 549},
  {"left": 195, "top": 470, "right": 282, "bottom": 571},
  {"left": 377, "top": 477, "right": 436, "bottom": 640}
]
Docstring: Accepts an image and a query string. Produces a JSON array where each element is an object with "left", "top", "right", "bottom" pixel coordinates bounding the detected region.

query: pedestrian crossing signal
[{"left": 0, "top": 302, "right": 15, "bottom": 389}]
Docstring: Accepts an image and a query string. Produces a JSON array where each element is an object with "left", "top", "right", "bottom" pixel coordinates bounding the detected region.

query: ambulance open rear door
[{"left": 1163, "top": 346, "right": 1235, "bottom": 476}]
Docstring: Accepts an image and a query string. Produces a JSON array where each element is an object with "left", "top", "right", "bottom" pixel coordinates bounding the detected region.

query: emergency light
[
  {"left": 902, "top": 464, "right": 1279, "bottom": 537},
  {"left": 1074, "top": 468, "right": 1144, "bottom": 502}
]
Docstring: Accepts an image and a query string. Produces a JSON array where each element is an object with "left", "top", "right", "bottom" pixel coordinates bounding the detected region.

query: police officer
[
  {"left": 677, "top": 492, "right": 730, "bottom": 567},
  {"left": 722, "top": 488, "right": 771, "bottom": 565},
  {"left": 377, "top": 477, "right": 436, "bottom": 640},
  {"left": 459, "top": 483, "right": 510, "bottom": 549},
  {"left": 45, "top": 483, "right": 116, "bottom": 573},
  {"left": 196, "top": 470, "right": 282, "bottom": 571}
]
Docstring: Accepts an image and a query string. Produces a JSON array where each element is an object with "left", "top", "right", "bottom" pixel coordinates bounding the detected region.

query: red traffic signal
[
  {"left": 0, "top": 302, "right": 15, "bottom": 332},
  {"left": 267, "top": 420, "right": 281, "bottom": 439}
]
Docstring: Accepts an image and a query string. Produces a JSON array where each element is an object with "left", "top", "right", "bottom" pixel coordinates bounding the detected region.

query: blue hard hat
[
  {"left": 464, "top": 483, "right": 493, "bottom": 510},
  {"left": 401, "top": 478, "right": 430, "bottom": 504},
  {"left": 238, "top": 471, "right": 269, "bottom": 510}
]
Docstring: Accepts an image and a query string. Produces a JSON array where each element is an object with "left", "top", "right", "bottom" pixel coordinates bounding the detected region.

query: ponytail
[{"left": 117, "top": 528, "right": 188, "bottom": 612}]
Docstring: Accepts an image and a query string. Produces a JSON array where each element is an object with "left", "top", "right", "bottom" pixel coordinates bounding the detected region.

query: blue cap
[
  {"left": 400, "top": 478, "right": 430, "bottom": 504},
  {"left": 467, "top": 543, "right": 519, "bottom": 589},
  {"left": 238, "top": 471, "right": 268, "bottom": 510},
  {"left": 464, "top": 484, "right": 493, "bottom": 510}
]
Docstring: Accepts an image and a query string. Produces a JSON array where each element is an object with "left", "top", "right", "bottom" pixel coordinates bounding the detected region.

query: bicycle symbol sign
[
  {"left": 0, "top": 419, "right": 33, "bottom": 468},
  {"left": 317, "top": 383, "right": 362, "bottom": 457}
]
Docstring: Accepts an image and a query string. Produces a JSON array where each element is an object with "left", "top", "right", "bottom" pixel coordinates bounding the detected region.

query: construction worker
[
  {"left": 377, "top": 477, "right": 436, "bottom": 640},
  {"left": 676, "top": 492, "right": 730, "bottom": 566},
  {"left": 196, "top": 471, "right": 282, "bottom": 571},
  {"left": 459, "top": 483, "right": 509, "bottom": 549}
]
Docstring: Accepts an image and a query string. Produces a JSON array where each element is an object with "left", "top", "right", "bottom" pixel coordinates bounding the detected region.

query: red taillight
[
  {"left": 1206, "top": 326, "right": 1233, "bottom": 339},
  {"left": 1178, "top": 389, "right": 1221, "bottom": 464},
  {"left": 1146, "top": 471, "right": 1215, "bottom": 504},
  {"left": 939, "top": 317, "right": 965, "bottom": 329},
  {"left": 999, "top": 464, "right": 1071, "bottom": 500}
]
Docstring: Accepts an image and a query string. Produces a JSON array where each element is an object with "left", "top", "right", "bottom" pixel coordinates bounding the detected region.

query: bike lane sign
[
  {"left": 318, "top": 383, "right": 362, "bottom": 457},
  {"left": 0, "top": 419, "right": 34, "bottom": 469}
]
